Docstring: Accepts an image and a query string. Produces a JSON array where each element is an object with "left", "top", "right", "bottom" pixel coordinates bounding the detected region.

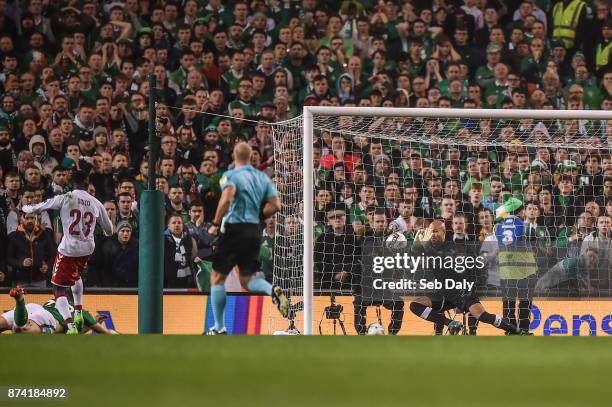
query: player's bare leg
[
  {"left": 72, "top": 278, "right": 84, "bottom": 331},
  {"left": 53, "top": 285, "right": 77, "bottom": 335},
  {"left": 238, "top": 274, "right": 289, "bottom": 318},
  {"left": 409, "top": 296, "right": 463, "bottom": 335},
  {"left": 467, "top": 303, "right": 526, "bottom": 335},
  {"left": 207, "top": 270, "right": 228, "bottom": 335}
]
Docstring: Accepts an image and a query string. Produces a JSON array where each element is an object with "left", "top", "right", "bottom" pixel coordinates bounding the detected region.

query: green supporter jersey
[
  {"left": 221, "top": 70, "right": 243, "bottom": 101},
  {"left": 462, "top": 176, "right": 492, "bottom": 196},
  {"left": 519, "top": 56, "right": 548, "bottom": 78},
  {"left": 408, "top": 59, "right": 425, "bottom": 79},
  {"left": 475, "top": 65, "right": 494, "bottom": 89},
  {"left": 436, "top": 79, "right": 469, "bottom": 98},
  {"left": 484, "top": 82, "right": 511, "bottom": 107},
  {"left": 557, "top": 195, "right": 572, "bottom": 207},
  {"left": 349, "top": 203, "right": 368, "bottom": 226},
  {"left": 196, "top": 172, "right": 222, "bottom": 198},
  {"left": 259, "top": 232, "right": 274, "bottom": 281},
  {"left": 564, "top": 78, "right": 600, "bottom": 109},
  {"left": 80, "top": 86, "right": 99, "bottom": 105},
  {"left": 168, "top": 67, "right": 187, "bottom": 89},
  {"left": 318, "top": 36, "right": 354, "bottom": 59},
  {"left": 227, "top": 99, "right": 260, "bottom": 120},
  {"left": 525, "top": 223, "right": 551, "bottom": 245}
]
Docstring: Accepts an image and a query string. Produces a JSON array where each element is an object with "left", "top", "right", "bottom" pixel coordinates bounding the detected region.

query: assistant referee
[{"left": 206, "top": 142, "right": 289, "bottom": 335}]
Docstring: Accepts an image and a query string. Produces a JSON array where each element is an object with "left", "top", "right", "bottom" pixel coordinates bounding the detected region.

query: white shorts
[{"left": 1, "top": 304, "right": 58, "bottom": 333}]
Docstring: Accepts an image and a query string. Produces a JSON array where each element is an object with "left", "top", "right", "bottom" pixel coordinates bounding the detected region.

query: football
[
  {"left": 386, "top": 232, "right": 408, "bottom": 250},
  {"left": 366, "top": 323, "right": 385, "bottom": 335}
]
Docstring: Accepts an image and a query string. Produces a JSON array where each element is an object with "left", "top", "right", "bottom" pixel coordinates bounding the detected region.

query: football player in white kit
[{"left": 22, "top": 171, "right": 114, "bottom": 334}]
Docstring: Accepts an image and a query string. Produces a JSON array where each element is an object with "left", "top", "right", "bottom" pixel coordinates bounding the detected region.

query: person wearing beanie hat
[
  {"left": 100, "top": 220, "right": 138, "bottom": 287},
  {"left": 116, "top": 221, "right": 132, "bottom": 232}
]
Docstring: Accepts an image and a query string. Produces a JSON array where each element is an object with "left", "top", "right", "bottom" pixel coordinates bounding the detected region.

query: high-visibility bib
[
  {"left": 552, "top": 0, "right": 586, "bottom": 49},
  {"left": 596, "top": 41, "right": 612, "bottom": 70}
]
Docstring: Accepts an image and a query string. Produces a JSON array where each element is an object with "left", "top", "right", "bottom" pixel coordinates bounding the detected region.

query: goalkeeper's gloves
[{"left": 414, "top": 227, "right": 433, "bottom": 243}]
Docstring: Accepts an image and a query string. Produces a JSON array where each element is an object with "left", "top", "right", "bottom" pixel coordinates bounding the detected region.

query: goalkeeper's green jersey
[{"left": 42, "top": 302, "right": 97, "bottom": 333}]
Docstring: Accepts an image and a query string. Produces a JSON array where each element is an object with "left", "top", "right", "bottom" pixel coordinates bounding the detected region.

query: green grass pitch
[{"left": 2, "top": 336, "right": 611, "bottom": 407}]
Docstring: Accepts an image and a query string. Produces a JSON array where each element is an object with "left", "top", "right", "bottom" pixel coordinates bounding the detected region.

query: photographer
[
  {"left": 355, "top": 209, "right": 404, "bottom": 335},
  {"left": 314, "top": 203, "right": 362, "bottom": 291}
]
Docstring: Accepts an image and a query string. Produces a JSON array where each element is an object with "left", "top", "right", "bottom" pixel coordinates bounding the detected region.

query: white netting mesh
[{"left": 271, "top": 111, "right": 612, "bottom": 336}]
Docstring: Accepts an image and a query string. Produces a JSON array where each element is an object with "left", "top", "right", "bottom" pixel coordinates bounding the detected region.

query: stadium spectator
[
  {"left": 184, "top": 200, "right": 215, "bottom": 261},
  {"left": 163, "top": 213, "right": 197, "bottom": 289},
  {"left": 6, "top": 211, "right": 55, "bottom": 288},
  {"left": 314, "top": 203, "right": 361, "bottom": 291},
  {"left": 102, "top": 221, "right": 139, "bottom": 288},
  {"left": 0, "top": 0, "right": 609, "bottom": 318}
]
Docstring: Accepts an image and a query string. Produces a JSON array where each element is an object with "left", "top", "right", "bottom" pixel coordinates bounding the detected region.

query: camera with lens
[
  {"left": 319, "top": 295, "right": 346, "bottom": 335},
  {"left": 324, "top": 296, "right": 343, "bottom": 320}
]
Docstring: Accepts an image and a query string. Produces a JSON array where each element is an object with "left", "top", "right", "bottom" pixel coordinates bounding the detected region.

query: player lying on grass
[
  {"left": 0, "top": 286, "right": 118, "bottom": 334},
  {"left": 408, "top": 221, "right": 529, "bottom": 335}
]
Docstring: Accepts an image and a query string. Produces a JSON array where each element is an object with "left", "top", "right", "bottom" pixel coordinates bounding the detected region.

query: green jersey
[
  {"left": 42, "top": 301, "right": 97, "bottom": 333},
  {"left": 227, "top": 98, "right": 260, "bottom": 120},
  {"left": 259, "top": 231, "right": 274, "bottom": 281}
]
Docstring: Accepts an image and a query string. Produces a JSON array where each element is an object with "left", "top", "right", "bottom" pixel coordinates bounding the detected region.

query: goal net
[{"left": 271, "top": 108, "right": 612, "bottom": 336}]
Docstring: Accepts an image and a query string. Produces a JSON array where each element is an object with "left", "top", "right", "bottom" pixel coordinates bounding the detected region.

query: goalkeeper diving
[
  {"left": 407, "top": 221, "right": 529, "bottom": 335},
  {"left": 0, "top": 286, "right": 118, "bottom": 334}
]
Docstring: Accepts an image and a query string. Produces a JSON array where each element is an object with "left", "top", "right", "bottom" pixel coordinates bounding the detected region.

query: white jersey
[
  {"left": 1, "top": 303, "right": 58, "bottom": 333},
  {"left": 389, "top": 216, "right": 408, "bottom": 233},
  {"left": 22, "top": 189, "right": 113, "bottom": 257},
  {"left": 480, "top": 235, "right": 500, "bottom": 287}
]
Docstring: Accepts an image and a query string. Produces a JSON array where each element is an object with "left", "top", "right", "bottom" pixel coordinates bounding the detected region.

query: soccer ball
[
  {"left": 386, "top": 232, "right": 408, "bottom": 250},
  {"left": 367, "top": 323, "right": 385, "bottom": 335}
]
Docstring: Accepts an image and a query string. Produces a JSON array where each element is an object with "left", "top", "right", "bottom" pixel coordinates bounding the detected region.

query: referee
[{"left": 206, "top": 142, "right": 288, "bottom": 335}]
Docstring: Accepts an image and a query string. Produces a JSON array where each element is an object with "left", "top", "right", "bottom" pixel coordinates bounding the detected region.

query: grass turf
[{"left": 1, "top": 336, "right": 611, "bottom": 407}]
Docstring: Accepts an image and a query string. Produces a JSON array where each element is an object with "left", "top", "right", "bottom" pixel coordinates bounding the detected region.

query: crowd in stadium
[{"left": 0, "top": 0, "right": 610, "bottom": 293}]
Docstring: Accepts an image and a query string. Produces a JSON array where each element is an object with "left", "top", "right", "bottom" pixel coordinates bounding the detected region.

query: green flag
[{"left": 196, "top": 260, "right": 213, "bottom": 292}]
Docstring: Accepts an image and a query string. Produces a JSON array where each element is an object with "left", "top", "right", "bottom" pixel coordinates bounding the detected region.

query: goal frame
[{"left": 302, "top": 107, "right": 612, "bottom": 335}]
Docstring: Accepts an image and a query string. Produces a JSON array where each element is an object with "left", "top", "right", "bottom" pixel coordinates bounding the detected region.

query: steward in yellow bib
[
  {"left": 595, "top": 19, "right": 612, "bottom": 75},
  {"left": 552, "top": 0, "right": 588, "bottom": 52},
  {"left": 495, "top": 198, "right": 540, "bottom": 334}
]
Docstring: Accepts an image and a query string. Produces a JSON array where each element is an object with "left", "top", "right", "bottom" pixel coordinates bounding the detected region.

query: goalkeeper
[
  {"left": 408, "top": 221, "right": 525, "bottom": 335},
  {"left": 356, "top": 209, "right": 404, "bottom": 335},
  {"left": 0, "top": 286, "right": 118, "bottom": 334}
]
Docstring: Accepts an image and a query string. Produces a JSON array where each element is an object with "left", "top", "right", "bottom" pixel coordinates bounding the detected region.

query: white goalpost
[{"left": 272, "top": 107, "right": 612, "bottom": 336}]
